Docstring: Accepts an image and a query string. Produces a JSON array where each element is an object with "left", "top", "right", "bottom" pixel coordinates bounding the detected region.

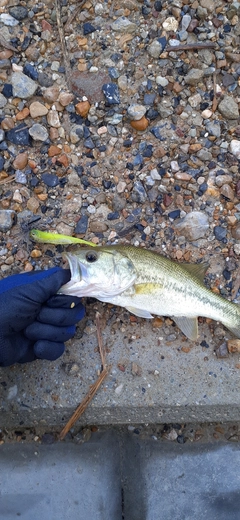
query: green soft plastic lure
[{"left": 30, "top": 229, "right": 96, "bottom": 247}]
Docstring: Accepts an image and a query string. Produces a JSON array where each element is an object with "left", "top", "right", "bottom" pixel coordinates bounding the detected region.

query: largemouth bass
[{"left": 59, "top": 245, "right": 240, "bottom": 341}]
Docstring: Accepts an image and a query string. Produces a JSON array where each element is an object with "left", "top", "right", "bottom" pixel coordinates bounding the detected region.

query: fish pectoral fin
[
  {"left": 173, "top": 316, "right": 198, "bottom": 341},
  {"left": 182, "top": 262, "right": 209, "bottom": 283},
  {"left": 125, "top": 306, "right": 153, "bottom": 319}
]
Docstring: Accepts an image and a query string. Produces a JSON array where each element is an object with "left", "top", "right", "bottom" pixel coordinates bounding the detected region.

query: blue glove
[{"left": 0, "top": 267, "right": 85, "bottom": 366}]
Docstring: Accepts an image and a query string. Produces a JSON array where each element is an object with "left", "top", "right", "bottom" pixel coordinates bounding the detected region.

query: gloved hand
[{"left": 0, "top": 267, "right": 84, "bottom": 366}]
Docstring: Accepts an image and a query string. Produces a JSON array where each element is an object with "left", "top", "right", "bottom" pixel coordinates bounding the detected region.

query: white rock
[
  {"left": 127, "top": 104, "right": 146, "bottom": 121},
  {"left": 156, "top": 76, "right": 169, "bottom": 87},
  {"left": 188, "top": 93, "right": 202, "bottom": 108},
  {"left": 181, "top": 14, "right": 191, "bottom": 31},
  {"left": 201, "top": 109, "right": 212, "bottom": 119},
  {"left": 0, "top": 93, "right": 7, "bottom": 108},
  {"left": 234, "top": 244, "right": 240, "bottom": 255},
  {"left": 171, "top": 160, "right": 180, "bottom": 172},
  {"left": 150, "top": 168, "right": 161, "bottom": 180},
  {"left": 0, "top": 13, "right": 19, "bottom": 26},
  {"left": 230, "top": 139, "right": 240, "bottom": 159},
  {"left": 162, "top": 17, "right": 179, "bottom": 32}
]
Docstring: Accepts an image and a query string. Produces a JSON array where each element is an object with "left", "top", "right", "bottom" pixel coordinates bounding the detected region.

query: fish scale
[{"left": 59, "top": 245, "right": 240, "bottom": 341}]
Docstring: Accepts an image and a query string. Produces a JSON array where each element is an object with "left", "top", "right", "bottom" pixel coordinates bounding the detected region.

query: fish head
[{"left": 59, "top": 247, "right": 137, "bottom": 298}]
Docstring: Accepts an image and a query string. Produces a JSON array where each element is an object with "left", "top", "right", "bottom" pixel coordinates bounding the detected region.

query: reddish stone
[
  {"left": 70, "top": 71, "right": 111, "bottom": 103},
  {"left": 163, "top": 194, "right": 172, "bottom": 207},
  {"left": 56, "top": 154, "right": 69, "bottom": 167},
  {"left": 236, "top": 180, "right": 240, "bottom": 198},
  {"left": 41, "top": 20, "right": 52, "bottom": 31},
  {"left": 48, "top": 145, "right": 62, "bottom": 157},
  {"left": 16, "top": 107, "right": 30, "bottom": 120},
  {"left": 187, "top": 19, "right": 199, "bottom": 32}
]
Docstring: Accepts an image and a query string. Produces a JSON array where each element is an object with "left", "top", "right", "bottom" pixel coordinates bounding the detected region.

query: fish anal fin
[
  {"left": 173, "top": 316, "right": 198, "bottom": 341},
  {"left": 182, "top": 262, "right": 209, "bottom": 283},
  {"left": 125, "top": 306, "right": 153, "bottom": 319}
]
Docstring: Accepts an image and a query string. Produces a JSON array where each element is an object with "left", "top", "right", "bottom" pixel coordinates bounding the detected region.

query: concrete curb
[{"left": 1, "top": 304, "right": 240, "bottom": 428}]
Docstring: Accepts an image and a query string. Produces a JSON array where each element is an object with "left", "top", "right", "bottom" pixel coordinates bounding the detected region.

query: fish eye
[{"left": 86, "top": 251, "right": 98, "bottom": 263}]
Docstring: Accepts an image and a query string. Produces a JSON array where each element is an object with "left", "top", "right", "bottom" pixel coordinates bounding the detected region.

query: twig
[
  {"left": 64, "top": 0, "right": 85, "bottom": 33},
  {"left": 0, "top": 175, "right": 15, "bottom": 185},
  {"left": 55, "top": 0, "right": 71, "bottom": 89},
  {"left": 212, "top": 54, "right": 218, "bottom": 112},
  {"left": 0, "top": 35, "right": 19, "bottom": 52},
  {"left": 165, "top": 42, "right": 216, "bottom": 52},
  {"left": 58, "top": 310, "right": 109, "bottom": 440},
  {"left": 96, "top": 311, "right": 106, "bottom": 369},
  {"left": 58, "top": 368, "right": 108, "bottom": 441}
]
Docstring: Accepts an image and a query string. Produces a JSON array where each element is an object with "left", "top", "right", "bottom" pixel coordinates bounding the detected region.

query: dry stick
[
  {"left": 0, "top": 175, "right": 15, "bottom": 185},
  {"left": 96, "top": 311, "right": 106, "bottom": 369},
  {"left": 165, "top": 42, "right": 216, "bottom": 52},
  {"left": 55, "top": 0, "right": 72, "bottom": 89},
  {"left": 64, "top": 0, "right": 85, "bottom": 33},
  {"left": 58, "top": 314, "right": 108, "bottom": 440},
  {"left": 58, "top": 368, "right": 108, "bottom": 441},
  {"left": 0, "top": 35, "right": 19, "bottom": 52},
  {"left": 212, "top": 54, "right": 218, "bottom": 113}
]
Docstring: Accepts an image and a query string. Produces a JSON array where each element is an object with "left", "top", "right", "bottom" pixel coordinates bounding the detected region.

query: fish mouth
[{"left": 59, "top": 253, "right": 90, "bottom": 296}]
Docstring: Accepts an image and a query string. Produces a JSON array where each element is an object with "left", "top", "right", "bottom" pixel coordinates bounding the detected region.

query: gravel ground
[
  {"left": 1, "top": 421, "right": 240, "bottom": 445},
  {"left": 1, "top": 1, "right": 240, "bottom": 343}
]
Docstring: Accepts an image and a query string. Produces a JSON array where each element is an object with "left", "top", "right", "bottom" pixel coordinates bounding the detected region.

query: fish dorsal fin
[
  {"left": 125, "top": 306, "right": 153, "bottom": 319},
  {"left": 173, "top": 316, "right": 198, "bottom": 341},
  {"left": 182, "top": 262, "right": 209, "bottom": 283}
]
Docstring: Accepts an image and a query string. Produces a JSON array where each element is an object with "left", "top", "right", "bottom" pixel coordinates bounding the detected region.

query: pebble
[
  {"left": 213, "top": 226, "right": 227, "bottom": 241},
  {"left": 29, "top": 124, "right": 48, "bottom": 141},
  {"left": 29, "top": 101, "right": 48, "bottom": 118},
  {"left": 156, "top": 76, "right": 168, "bottom": 87},
  {"left": 0, "top": 93, "right": 7, "bottom": 108},
  {"left": 41, "top": 173, "right": 59, "bottom": 187},
  {"left": 184, "top": 69, "right": 204, "bottom": 85},
  {"left": 131, "top": 181, "right": 147, "bottom": 203},
  {"left": 27, "top": 197, "right": 40, "bottom": 213},
  {"left": 111, "top": 17, "right": 136, "bottom": 33},
  {"left": 229, "top": 140, "right": 240, "bottom": 159},
  {"left": 102, "top": 83, "right": 120, "bottom": 104},
  {"left": 175, "top": 211, "right": 209, "bottom": 241},
  {"left": 162, "top": 17, "right": 178, "bottom": 31},
  {"left": 23, "top": 63, "right": 38, "bottom": 81},
  {"left": 0, "top": 210, "right": 16, "bottom": 231},
  {"left": 2, "top": 84, "right": 13, "bottom": 98},
  {"left": 75, "top": 100, "right": 90, "bottom": 118},
  {"left": 13, "top": 152, "right": 28, "bottom": 170},
  {"left": 181, "top": 14, "right": 191, "bottom": 31},
  {"left": 218, "top": 96, "right": 239, "bottom": 119},
  {"left": 9, "top": 6, "right": 28, "bottom": 20},
  {"left": 15, "top": 170, "right": 27, "bottom": 184},
  {"left": 220, "top": 184, "right": 235, "bottom": 201},
  {"left": 130, "top": 116, "right": 149, "bottom": 131},
  {"left": 47, "top": 109, "right": 60, "bottom": 128},
  {"left": 75, "top": 215, "right": 88, "bottom": 234},
  {"left": 205, "top": 120, "right": 221, "bottom": 137},
  {"left": 7, "top": 123, "right": 30, "bottom": 145},
  {"left": 128, "top": 104, "right": 147, "bottom": 121},
  {"left": 0, "top": 13, "right": 19, "bottom": 26},
  {"left": 12, "top": 72, "right": 38, "bottom": 99},
  {"left": 148, "top": 38, "right": 166, "bottom": 58}
]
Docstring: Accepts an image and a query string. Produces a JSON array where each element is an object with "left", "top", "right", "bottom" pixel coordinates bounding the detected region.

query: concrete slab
[
  {"left": 122, "top": 435, "right": 240, "bottom": 520},
  {"left": 0, "top": 302, "right": 240, "bottom": 428},
  {"left": 0, "top": 430, "right": 240, "bottom": 520},
  {"left": 0, "top": 431, "right": 122, "bottom": 520}
]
